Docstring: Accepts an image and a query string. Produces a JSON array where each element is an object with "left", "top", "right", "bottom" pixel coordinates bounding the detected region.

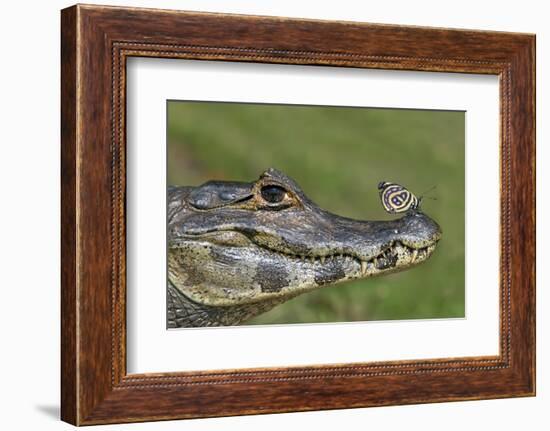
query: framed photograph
[{"left": 61, "top": 4, "right": 535, "bottom": 425}]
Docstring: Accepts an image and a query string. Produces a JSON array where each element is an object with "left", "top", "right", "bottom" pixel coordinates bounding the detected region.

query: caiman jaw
[
  {"left": 169, "top": 212, "right": 440, "bottom": 308},
  {"left": 171, "top": 232, "right": 438, "bottom": 280},
  {"left": 270, "top": 240, "right": 438, "bottom": 276}
]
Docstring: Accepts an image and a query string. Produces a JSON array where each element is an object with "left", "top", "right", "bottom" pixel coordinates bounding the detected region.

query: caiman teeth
[{"left": 249, "top": 240, "right": 436, "bottom": 271}]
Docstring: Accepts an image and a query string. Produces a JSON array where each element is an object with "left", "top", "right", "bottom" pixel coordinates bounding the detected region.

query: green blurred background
[{"left": 167, "top": 101, "right": 465, "bottom": 324}]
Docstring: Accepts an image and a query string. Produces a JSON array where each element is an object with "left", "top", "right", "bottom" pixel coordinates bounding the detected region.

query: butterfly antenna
[
  {"left": 419, "top": 184, "right": 437, "bottom": 197},
  {"left": 418, "top": 185, "right": 438, "bottom": 207}
]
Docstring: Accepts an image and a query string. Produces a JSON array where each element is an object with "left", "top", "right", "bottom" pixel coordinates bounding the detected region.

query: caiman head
[{"left": 167, "top": 168, "right": 441, "bottom": 328}]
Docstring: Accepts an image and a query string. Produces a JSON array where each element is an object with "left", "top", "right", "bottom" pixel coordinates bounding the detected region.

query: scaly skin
[{"left": 167, "top": 168, "right": 441, "bottom": 328}]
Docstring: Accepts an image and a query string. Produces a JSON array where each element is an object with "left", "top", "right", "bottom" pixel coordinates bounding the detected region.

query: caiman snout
[
  {"left": 395, "top": 210, "right": 442, "bottom": 249},
  {"left": 241, "top": 208, "right": 442, "bottom": 279},
  {"left": 336, "top": 210, "right": 441, "bottom": 274}
]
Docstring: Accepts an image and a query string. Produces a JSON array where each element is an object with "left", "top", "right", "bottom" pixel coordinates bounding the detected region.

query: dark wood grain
[
  {"left": 60, "top": 6, "right": 77, "bottom": 425},
  {"left": 61, "top": 4, "right": 535, "bottom": 425}
]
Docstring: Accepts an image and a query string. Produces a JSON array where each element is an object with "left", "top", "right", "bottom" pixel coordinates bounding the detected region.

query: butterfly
[{"left": 378, "top": 181, "right": 420, "bottom": 214}]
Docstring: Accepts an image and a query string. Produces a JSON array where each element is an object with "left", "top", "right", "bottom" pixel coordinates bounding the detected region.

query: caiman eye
[{"left": 260, "top": 185, "right": 287, "bottom": 204}]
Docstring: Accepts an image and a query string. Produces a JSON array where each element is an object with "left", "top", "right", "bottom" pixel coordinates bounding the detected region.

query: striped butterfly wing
[{"left": 378, "top": 182, "right": 419, "bottom": 214}]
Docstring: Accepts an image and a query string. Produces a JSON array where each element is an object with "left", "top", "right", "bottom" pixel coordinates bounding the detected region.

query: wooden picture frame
[{"left": 61, "top": 4, "right": 535, "bottom": 425}]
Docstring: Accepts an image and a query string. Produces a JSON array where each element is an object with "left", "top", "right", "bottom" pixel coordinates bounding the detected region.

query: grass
[{"left": 167, "top": 101, "right": 465, "bottom": 324}]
